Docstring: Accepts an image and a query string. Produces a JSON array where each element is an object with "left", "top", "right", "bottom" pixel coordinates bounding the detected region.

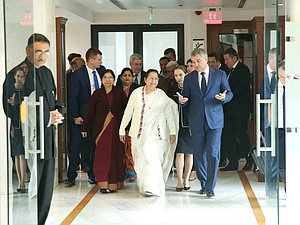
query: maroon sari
[{"left": 94, "top": 91, "right": 124, "bottom": 191}]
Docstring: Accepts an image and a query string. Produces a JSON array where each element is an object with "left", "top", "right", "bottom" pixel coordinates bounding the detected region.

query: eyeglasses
[
  {"left": 147, "top": 78, "right": 159, "bottom": 81},
  {"left": 35, "top": 50, "right": 50, "bottom": 56},
  {"left": 103, "top": 76, "right": 114, "bottom": 81}
]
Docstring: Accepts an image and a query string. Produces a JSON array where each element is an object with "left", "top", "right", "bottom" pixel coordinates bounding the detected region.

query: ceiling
[
  {"left": 72, "top": 0, "right": 263, "bottom": 13},
  {"left": 55, "top": 0, "right": 268, "bottom": 22}
]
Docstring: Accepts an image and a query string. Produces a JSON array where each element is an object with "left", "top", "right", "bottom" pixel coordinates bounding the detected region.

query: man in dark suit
[
  {"left": 66, "top": 48, "right": 105, "bottom": 187},
  {"left": 260, "top": 48, "right": 278, "bottom": 197},
  {"left": 2, "top": 33, "right": 64, "bottom": 225},
  {"left": 208, "top": 51, "right": 230, "bottom": 75},
  {"left": 178, "top": 48, "right": 233, "bottom": 197},
  {"left": 220, "top": 47, "right": 253, "bottom": 171},
  {"left": 116, "top": 53, "right": 146, "bottom": 87}
]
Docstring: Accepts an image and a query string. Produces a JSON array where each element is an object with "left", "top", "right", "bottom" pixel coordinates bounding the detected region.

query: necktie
[
  {"left": 93, "top": 70, "right": 100, "bottom": 90},
  {"left": 270, "top": 71, "right": 276, "bottom": 94},
  {"left": 134, "top": 74, "right": 138, "bottom": 84},
  {"left": 201, "top": 72, "right": 207, "bottom": 95},
  {"left": 227, "top": 68, "right": 234, "bottom": 80}
]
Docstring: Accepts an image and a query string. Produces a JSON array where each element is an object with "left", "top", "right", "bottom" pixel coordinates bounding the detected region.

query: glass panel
[
  {"left": 98, "top": 32, "right": 133, "bottom": 76},
  {"left": 143, "top": 31, "right": 177, "bottom": 71},
  {"left": 262, "top": 0, "right": 280, "bottom": 224},
  {"left": 3, "top": 0, "right": 38, "bottom": 224},
  {"left": 3, "top": 0, "right": 57, "bottom": 224},
  {"left": 285, "top": 0, "right": 300, "bottom": 223}
]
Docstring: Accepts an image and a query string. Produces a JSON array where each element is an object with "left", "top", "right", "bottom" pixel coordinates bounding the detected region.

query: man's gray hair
[
  {"left": 166, "top": 61, "right": 179, "bottom": 68},
  {"left": 191, "top": 48, "right": 208, "bottom": 59},
  {"left": 129, "top": 53, "right": 143, "bottom": 64}
]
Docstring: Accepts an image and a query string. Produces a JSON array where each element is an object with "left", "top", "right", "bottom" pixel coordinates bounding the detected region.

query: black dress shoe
[
  {"left": 219, "top": 159, "right": 228, "bottom": 168},
  {"left": 199, "top": 189, "right": 207, "bottom": 195},
  {"left": 206, "top": 191, "right": 215, "bottom": 198},
  {"left": 176, "top": 187, "right": 183, "bottom": 192},
  {"left": 220, "top": 162, "right": 238, "bottom": 171},
  {"left": 88, "top": 178, "right": 97, "bottom": 184},
  {"left": 242, "top": 160, "right": 253, "bottom": 171},
  {"left": 64, "top": 179, "right": 75, "bottom": 187},
  {"left": 100, "top": 189, "right": 110, "bottom": 194},
  {"left": 17, "top": 188, "right": 28, "bottom": 193}
]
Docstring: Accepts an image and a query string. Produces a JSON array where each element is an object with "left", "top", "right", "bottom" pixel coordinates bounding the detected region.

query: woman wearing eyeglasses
[
  {"left": 119, "top": 69, "right": 178, "bottom": 197},
  {"left": 81, "top": 69, "right": 128, "bottom": 193}
]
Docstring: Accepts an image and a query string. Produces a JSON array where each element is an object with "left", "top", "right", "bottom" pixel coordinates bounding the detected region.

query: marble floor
[{"left": 42, "top": 165, "right": 286, "bottom": 225}]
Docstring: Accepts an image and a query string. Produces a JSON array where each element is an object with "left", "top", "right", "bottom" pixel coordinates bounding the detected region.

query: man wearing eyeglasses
[{"left": 3, "top": 33, "right": 64, "bottom": 224}]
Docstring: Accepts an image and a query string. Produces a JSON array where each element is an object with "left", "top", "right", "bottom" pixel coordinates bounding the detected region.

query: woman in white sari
[{"left": 119, "top": 69, "right": 178, "bottom": 197}]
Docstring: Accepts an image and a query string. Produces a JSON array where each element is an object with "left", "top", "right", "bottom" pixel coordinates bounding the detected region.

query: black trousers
[
  {"left": 67, "top": 124, "right": 95, "bottom": 180},
  {"left": 37, "top": 158, "right": 55, "bottom": 225},
  {"left": 221, "top": 115, "right": 251, "bottom": 163}
]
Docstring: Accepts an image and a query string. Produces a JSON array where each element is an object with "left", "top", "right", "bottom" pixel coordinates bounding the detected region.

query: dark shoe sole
[
  {"left": 206, "top": 192, "right": 215, "bottom": 198},
  {"left": 176, "top": 187, "right": 183, "bottom": 192},
  {"left": 100, "top": 189, "right": 110, "bottom": 194},
  {"left": 199, "top": 189, "right": 207, "bottom": 195}
]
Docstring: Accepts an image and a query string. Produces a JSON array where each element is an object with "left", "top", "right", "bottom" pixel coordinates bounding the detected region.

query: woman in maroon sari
[{"left": 81, "top": 69, "right": 127, "bottom": 193}]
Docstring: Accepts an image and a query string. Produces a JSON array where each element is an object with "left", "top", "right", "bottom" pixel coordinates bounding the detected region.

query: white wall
[
  {"left": 64, "top": 8, "right": 268, "bottom": 65},
  {"left": 65, "top": 22, "right": 91, "bottom": 66}
]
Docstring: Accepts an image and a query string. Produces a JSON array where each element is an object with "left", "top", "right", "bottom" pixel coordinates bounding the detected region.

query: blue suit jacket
[
  {"left": 182, "top": 67, "right": 233, "bottom": 130},
  {"left": 68, "top": 65, "right": 106, "bottom": 120}
]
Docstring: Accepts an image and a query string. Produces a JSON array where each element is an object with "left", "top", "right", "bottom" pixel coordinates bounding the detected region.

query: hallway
[{"left": 43, "top": 162, "right": 286, "bottom": 225}]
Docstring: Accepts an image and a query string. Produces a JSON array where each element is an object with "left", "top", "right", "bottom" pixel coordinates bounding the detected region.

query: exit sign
[{"left": 203, "top": 11, "right": 223, "bottom": 24}]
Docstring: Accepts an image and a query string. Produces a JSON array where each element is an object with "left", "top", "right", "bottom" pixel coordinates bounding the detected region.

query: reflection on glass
[
  {"left": 143, "top": 31, "right": 177, "bottom": 71},
  {"left": 98, "top": 32, "right": 133, "bottom": 75}
]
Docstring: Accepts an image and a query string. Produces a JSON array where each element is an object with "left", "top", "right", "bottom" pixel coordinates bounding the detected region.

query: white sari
[{"left": 120, "top": 87, "right": 178, "bottom": 196}]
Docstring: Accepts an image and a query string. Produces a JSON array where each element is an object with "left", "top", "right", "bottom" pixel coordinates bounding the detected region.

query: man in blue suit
[
  {"left": 178, "top": 48, "right": 233, "bottom": 197},
  {"left": 65, "top": 48, "right": 106, "bottom": 187},
  {"left": 260, "top": 48, "right": 278, "bottom": 197}
]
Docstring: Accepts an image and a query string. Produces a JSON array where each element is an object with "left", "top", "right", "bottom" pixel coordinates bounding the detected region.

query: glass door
[
  {"left": 257, "top": 0, "right": 282, "bottom": 224},
  {"left": 3, "top": 0, "right": 38, "bottom": 223}
]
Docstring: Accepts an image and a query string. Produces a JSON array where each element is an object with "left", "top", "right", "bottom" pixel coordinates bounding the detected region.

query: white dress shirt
[
  {"left": 198, "top": 65, "right": 210, "bottom": 91},
  {"left": 86, "top": 65, "right": 101, "bottom": 94}
]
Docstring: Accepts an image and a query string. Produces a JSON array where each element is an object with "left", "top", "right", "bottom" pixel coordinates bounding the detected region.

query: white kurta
[{"left": 119, "top": 87, "right": 178, "bottom": 196}]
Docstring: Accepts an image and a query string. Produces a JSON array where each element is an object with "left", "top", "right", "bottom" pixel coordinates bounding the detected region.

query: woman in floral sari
[
  {"left": 119, "top": 67, "right": 139, "bottom": 182},
  {"left": 81, "top": 69, "right": 127, "bottom": 193},
  {"left": 119, "top": 69, "right": 178, "bottom": 197}
]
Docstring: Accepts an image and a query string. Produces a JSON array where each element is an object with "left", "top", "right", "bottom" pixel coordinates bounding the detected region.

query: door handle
[
  {"left": 256, "top": 94, "right": 276, "bottom": 157},
  {"left": 23, "top": 94, "right": 45, "bottom": 159}
]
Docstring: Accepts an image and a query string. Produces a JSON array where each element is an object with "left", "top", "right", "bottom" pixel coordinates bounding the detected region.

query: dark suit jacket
[
  {"left": 223, "top": 61, "right": 251, "bottom": 118},
  {"left": 116, "top": 70, "right": 147, "bottom": 87},
  {"left": 68, "top": 65, "right": 106, "bottom": 120},
  {"left": 182, "top": 67, "right": 233, "bottom": 130},
  {"left": 36, "top": 66, "right": 57, "bottom": 159},
  {"left": 81, "top": 86, "right": 128, "bottom": 140},
  {"left": 120, "top": 82, "right": 139, "bottom": 97}
]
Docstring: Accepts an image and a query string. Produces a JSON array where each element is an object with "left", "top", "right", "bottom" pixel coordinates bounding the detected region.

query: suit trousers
[
  {"left": 191, "top": 121, "right": 222, "bottom": 192},
  {"left": 37, "top": 158, "right": 55, "bottom": 225},
  {"left": 67, "top": 124, "right": 95, "bottom": 180},
  {"left": 221, "top": 114, "right": 251, "bottom": 163}
]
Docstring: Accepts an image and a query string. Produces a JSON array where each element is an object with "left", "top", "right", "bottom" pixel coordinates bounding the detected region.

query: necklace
[
  {"left": 178, "top": 84, "right": 183, "bottom": 90},
  {"left": 144, "top": 89, "right": 156, "bottom": 110}
]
